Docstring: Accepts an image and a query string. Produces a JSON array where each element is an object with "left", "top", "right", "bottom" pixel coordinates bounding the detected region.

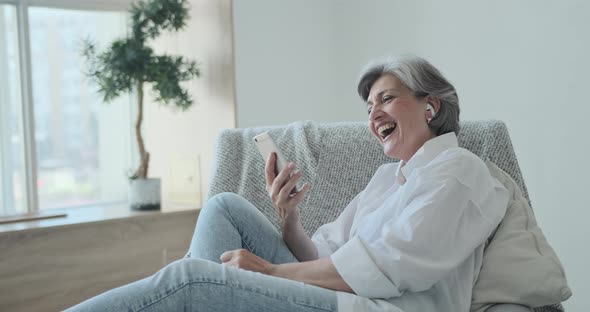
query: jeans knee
[
  {"left": 157, "top": 259, "right": 222, "bottom": 285},
  {"left": 205, "top": 192, "right": 248, "bottom": 215},
  {"left": 168, "top": 258, "right": 208, "bottom": 271},
  {"left": 211, "top": 192, "right": 246, "bottom": 204}
]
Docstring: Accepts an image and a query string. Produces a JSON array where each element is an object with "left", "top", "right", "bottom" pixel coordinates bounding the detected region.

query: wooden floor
[{"left": 0, "top": 209, "right": 199, "bottom": 312}]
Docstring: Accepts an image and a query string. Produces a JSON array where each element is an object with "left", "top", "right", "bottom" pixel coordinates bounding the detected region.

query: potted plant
[{"left": 82, "top": 0, "right": 200, "bottom": 210}]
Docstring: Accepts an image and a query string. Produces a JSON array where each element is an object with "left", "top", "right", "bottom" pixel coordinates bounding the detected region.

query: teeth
[{"left": 378, "top": 123, "right": 396, "bottom": 137}]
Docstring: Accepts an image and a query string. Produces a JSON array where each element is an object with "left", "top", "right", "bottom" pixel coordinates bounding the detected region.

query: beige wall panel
[
  {"left": 143, "top": 0, "right": 236, "bottom": 210},
  {"left": 0, "top": 210, "right": 199, "bottom": 312}
]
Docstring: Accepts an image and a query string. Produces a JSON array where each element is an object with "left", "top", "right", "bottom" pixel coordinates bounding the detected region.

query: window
[
  {"left": 0, "top": 4, "right": 26, "bottom": 216},
  {"left": 0, "top": 0, "right": 135, "bottom": 217}
]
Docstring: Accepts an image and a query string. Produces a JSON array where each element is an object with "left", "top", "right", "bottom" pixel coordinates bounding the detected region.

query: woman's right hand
[{"left": 265, "top": 152, "right": 310, "bottom": 225}]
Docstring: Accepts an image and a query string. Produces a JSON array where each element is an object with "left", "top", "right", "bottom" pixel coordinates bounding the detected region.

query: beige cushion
[{"left": 470, "top": 162, "right": 572, "bottom": 312}]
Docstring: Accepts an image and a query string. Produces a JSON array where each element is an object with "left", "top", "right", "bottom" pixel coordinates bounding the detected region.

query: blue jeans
[{"left": 67, "top": 192, "right": 339, "bottom": 311}]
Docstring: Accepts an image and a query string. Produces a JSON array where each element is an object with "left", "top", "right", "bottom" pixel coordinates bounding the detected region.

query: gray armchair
[{"left": 207, "top": 120, "right": 565, "bottom": 312}]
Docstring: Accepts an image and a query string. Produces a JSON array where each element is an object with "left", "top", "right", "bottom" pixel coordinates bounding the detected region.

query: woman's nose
[{"left": 368, "top": 105, "right": 383, "bottom": 121}]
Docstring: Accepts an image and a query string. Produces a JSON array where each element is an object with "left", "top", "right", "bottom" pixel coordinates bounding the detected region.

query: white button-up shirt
[{"left": 311, "top": 132, "right": 509, "bottom": 312}]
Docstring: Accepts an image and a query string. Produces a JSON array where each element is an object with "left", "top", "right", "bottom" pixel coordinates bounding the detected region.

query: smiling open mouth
[{"left": 378, "top": 123, "right": 397, "bottom": 140}]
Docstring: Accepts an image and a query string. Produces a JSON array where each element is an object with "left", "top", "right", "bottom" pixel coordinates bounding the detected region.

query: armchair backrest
[{"left": 207, "top": 120, "right": 530, "bottom": 235}]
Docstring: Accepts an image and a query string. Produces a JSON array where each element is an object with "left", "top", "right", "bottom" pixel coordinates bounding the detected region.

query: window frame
[{"left": 0, "top": 0, "right": 134, "bottom": 215}]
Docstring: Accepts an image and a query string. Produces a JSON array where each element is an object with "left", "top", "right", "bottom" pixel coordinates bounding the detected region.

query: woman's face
[{"left": 366, "top": 74, "right": 436, "bottom": 162}]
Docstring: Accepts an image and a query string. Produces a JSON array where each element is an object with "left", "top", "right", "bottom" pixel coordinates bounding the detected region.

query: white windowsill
[{"left": 0, "top": 203, "right": 201, "bottom": 235}]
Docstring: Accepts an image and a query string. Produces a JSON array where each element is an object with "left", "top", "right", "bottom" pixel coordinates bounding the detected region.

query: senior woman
[{"left": 68, "top": 56, "right": 508, "bottom": 312}]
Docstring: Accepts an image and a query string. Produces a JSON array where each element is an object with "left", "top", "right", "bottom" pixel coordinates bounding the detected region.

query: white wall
[
  {"left": 234, "top": 1, "right": 589, "bottom": 310},
  {"left": 233, "top": 0, "right": 365, "bottom": 127}
]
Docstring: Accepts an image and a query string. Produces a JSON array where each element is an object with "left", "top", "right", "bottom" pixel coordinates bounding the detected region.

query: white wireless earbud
[
  {"left": 426, "top": 103, "right": 436, "bottom": 118},
  {"left": 426, "top": 103, "right": 436, "bottom": 124}
]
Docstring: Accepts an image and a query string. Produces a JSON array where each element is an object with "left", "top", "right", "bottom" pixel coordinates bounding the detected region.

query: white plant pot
[{"left": 129, "top": 178, "right": 161, "bottom": 210}]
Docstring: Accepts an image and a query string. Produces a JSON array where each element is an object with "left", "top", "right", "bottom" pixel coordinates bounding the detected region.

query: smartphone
[{"left": 253, "top": 132, "right": 302, "bottom": 192}]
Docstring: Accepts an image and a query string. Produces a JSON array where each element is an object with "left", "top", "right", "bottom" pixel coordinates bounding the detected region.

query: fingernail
[{"left": 288, "top": 162, "right": 295, "bottom": 169}]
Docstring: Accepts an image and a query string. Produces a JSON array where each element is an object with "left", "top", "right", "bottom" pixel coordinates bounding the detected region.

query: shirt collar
[{"left": 395, "top": 132, "right": 458, "bottom": 184}]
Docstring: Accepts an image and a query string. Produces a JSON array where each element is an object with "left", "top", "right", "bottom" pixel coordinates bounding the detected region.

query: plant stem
[{"left": 134, "top": 80, "right": 150, "bottom": 179}]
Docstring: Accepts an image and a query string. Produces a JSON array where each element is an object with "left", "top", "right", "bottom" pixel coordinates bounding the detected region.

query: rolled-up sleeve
[
  {"left": 311, "top": 192, "right": 362, "bottom": 258},
  {"left": 330, "top": 156, "right": 509, "bottom": 299},
  {"left": 332, "top": 235, "right": 402, "bottom": 298}
]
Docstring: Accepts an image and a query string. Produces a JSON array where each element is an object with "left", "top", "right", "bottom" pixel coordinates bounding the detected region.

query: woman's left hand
[{"left": 220, "top": 249, "right": 276, "bottom": 275}]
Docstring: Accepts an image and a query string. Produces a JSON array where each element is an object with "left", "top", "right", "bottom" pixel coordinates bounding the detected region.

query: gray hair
[{"left": 357, "top": 56, "right": 460, "bottom": 136}]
